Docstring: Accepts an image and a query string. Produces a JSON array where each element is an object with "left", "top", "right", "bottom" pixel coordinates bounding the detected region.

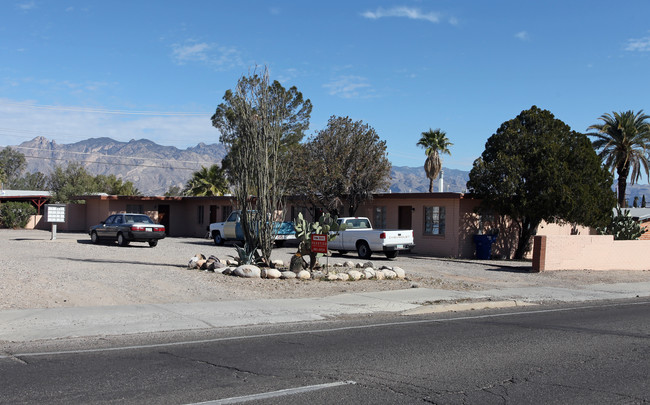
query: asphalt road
[{"left": 1, "top": 300, "right": 648, "bottom": 404}]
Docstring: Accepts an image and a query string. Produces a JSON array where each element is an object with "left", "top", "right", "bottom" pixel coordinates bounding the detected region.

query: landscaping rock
[
  {"left": 348, "top": 270, "right": 363, "bottom": 281},
  {"left": 271, "top": 259, "right": 284, "bottom": 268},
  {"left": 363, "top": 261, "right": 374, "bottom": 269},
  {"left": 393, "top": 267, "right": 406, "bottom": 279},
  {"left": 375, "top": 270, "right": 385, "bottom": 280},
  {"left": 234, "top": 265, "right": 261, "bottom": 278},
  {"left": 327, "top": 273, "right": 339, "bottom": 281},
  {"left": 280, "top": 271, "right": 297, "bottom": 279},
  {"left": 297, "top": 270, "right": 311, "bottom": 280},
  {"left": 263, "top": 268, "right": 282, "bottom": 279},
  {"left": 344, "top": 261, "right": 355, "bottom": 268},
  {"left": 363, "top": 268, "right": 376, "bottom": 279},
  {"left": 382, "top": 269, "right": 397, "bottom": 279},
  {"left": 312, "top": 271, "right": 326, "bottom": 279},
  {"left": 337, "top": 273, "right": 350, "bottom": 281}
]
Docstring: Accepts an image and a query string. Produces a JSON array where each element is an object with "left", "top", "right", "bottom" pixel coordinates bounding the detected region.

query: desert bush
[{"left": 0, "top": 202, "right": 36, "bottom": 228}]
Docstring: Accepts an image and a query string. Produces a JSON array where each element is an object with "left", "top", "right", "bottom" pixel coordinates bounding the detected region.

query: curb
[{"left": 401, "top": 300, "right": 537, "bottom": 315}]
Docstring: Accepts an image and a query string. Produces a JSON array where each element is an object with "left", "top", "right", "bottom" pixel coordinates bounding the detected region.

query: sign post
[{"left": 45, "top": 204, "right": 66, "bottom": 240}]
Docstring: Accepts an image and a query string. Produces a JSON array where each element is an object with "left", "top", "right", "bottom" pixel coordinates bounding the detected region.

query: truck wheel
[
  {"left": 385, "top": 251, "right": 398, "bottom": 259},
  {"left": 357, "top": 242, "right": 372, "bottom": 259},
  {"left": 213, "top": 232, "right": 224, "bottom": 246},
  {"left": 117, "top": 233, "right": 130, "bottom": 247}
]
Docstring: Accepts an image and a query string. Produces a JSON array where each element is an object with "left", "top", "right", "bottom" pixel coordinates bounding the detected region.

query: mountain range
[
  {"left": 7, "top": 137, "right": 467, "bottom": 195},
  {"left": 6, "top": 137, "right": 650, "bottom": 203}
]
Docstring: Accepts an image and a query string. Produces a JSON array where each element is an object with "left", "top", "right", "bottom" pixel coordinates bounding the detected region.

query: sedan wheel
[
  {"left": 117, "top": 233, "right": 130, "bottom": 247},
  {"left": 148, "top": 240, "right": 158, "bottom": 247},
  {"left": 90, "top": 231, "right": 99, "bottom": 244}
]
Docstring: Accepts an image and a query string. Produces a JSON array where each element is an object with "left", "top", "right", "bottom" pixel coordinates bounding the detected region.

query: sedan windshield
[{"left": 124, "top": 215, "right": 154, "bottom": 224}]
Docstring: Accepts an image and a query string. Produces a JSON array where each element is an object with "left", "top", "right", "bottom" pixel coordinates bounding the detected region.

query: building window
[
  {"left": 374, "top": 206, "right": 386, "bottom": 229},
  {"left": 197, "top": 206, "right": 204, "bottom": 225},
  {"left": 222, "top": 205, "right": 233, "bottom": 221},
  {"left": 424, "top": 206, "right": 445, "bottom": 235},
  {"left": 126, "top": 204, "right": 143, "bottom": 214}
]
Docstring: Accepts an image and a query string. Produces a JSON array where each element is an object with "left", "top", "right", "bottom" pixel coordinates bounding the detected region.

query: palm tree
[
  {"left": 587, "top": 110, "right": 650, "bottom": 207},
  {"left": 184, "top": 164, "right": 229, "bottom": 196},
  {"left": 416, "top": 128, "right": 453, "bottom": 192}
]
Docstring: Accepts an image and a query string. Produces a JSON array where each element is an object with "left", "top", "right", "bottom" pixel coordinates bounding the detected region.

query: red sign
[{"left": 310, "top": 234, "right": 328, "bottom": 253}]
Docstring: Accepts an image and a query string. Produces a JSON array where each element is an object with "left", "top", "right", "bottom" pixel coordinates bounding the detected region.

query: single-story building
[{"left": 33, "top": 192, "right": 589, "bottom": 260}]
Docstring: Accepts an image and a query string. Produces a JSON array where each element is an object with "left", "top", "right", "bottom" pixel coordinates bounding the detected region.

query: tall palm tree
[
  {"left": 587, "top": 110, "right": 650, "bottom": 207},
  {"left": 417, "top": 128, "right": 453, "bottom": 192},
  {"left": 184, "top": 164, "right": 229, "bottom": 197}
]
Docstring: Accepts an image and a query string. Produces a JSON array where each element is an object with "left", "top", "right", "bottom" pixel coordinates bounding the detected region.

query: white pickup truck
[
  {"left": 209, "top": 210, "right": 296, "bottom": 246},
  {"left": 328, "top": 217, "right": 414, "bottom": 259}
]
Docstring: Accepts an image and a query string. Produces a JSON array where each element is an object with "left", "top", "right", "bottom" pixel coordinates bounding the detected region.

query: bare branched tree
[{"left": 212, "top": 67, "right": 312, "bottom": 263}]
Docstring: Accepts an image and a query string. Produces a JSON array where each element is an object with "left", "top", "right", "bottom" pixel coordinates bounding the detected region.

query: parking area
[{"left": 1, "top": 229, "right": 648, "bottom": 311}]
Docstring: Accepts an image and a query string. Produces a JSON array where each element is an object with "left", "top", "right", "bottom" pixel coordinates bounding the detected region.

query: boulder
[
  {"left": 209, "top": 261, "right": 227, "bottom": 270},
  {"left": 393, "top": 267, "right": 406, "bottom": 279},
  {"left": 297, "top": 270, "right": 311, "bottom": 280},
  {"left": 280, "top": 271, "right": 297, "bottom": 279},
  {"left": 344, "top": 261, "right": 355, "bottom": 268},
  {"left": 382, "top": 269, "right": 397, "bottom": 279},
  {"left": 263, "top": 268, "right": 282, "bottom": 279},
  {"left": 363, "top": 261, "right": 374, "bottom": 269},
  {"left": 333, "top": 262, "right": 344, "bottom": 267},
  {"left": 337, "top": 273, "right": 350, "bottom": 281},
  {"left": 348, "top": 270, "right": 363, "bottom": 281},
  {"left": 208, "top": 255, "right": 220, "bottom": 262},
  {"left": 375, "top": 270, "right": 385, "bottom": 280},
  {"left": 363, "top": 268, "right": 376, "bottom": 279},
  {"left": 234, "top": 265, "right": 261, "bottom": 278},
  {"left": 355, "top": 263, "right": 363, "bottom": 268},
  {"left": 379, "top": 265, "right": 392, "bottom": 270},
  {"left": 271, "top": 259, "right": 284, "bottom": 268},
  {"left": 327, "top": 273, "right": 339, "bottom": 281},
  {"left": 312, "top": 271, "right": 326, "bottom": 280},
  {"left": 221, "top": 267, "right": 234, "bottom": 275},
  {"left": 226, "top": 259, "right": 239, "bottom": 266}
]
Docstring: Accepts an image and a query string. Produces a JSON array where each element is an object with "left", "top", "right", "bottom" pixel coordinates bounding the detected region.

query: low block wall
[{"left": 532, "top": 235, "right": 650, "bottom": 271}]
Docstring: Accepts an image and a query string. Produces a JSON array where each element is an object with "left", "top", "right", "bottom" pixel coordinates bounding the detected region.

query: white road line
[
  {"left": 2, "top": 301, "right": 648, "bottom": 360},
  {"left": 188, "top": 381, "right": 356, "bottom": 404}
]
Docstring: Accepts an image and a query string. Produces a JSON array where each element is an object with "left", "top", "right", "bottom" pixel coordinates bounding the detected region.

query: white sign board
[{"left": 45, "top": 204, "right": 66, "bottom": 223}]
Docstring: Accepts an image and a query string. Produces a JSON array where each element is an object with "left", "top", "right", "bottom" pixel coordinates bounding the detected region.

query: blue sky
[{"left": 1, "top": 0, "right": 649, "bottom": 171}]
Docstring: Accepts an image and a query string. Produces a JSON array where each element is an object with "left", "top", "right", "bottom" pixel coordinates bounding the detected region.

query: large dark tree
[
  {"left": 467, "top": 106, "right": 615, "bottom": 259},
  {"left": 587, "top": 110, "right": 650, "bottom": 207},
  {"left": 302, "top": 116, "right": 391, "bottom": 216},
  {"left": 211, "top": 68, "right": 312, "bottom": 264}
]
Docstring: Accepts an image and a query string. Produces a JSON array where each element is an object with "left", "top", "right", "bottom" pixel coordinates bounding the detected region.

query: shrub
[{"left": 0, "top": 202, "right": 36, "bottom": 228}]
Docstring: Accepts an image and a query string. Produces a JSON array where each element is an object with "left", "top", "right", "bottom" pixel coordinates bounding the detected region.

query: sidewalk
[{"left": 2, "top": 282, "right": 649, "bottom": 342}]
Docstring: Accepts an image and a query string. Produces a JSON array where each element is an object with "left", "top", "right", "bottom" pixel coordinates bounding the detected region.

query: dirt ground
[{"left": 1, "top": 229, "right": 648, "bottom": 310}]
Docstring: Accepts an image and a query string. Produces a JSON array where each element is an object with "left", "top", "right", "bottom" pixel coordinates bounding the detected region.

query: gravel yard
[{"left": 1, "top": 229, "right": 648, "bottom": 310}]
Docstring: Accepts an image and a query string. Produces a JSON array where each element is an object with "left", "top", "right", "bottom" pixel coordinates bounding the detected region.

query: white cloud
[
  {"left": 515, "top": 31, "right": 529, "bottom": 41},
  {"left": 323, "top": 76, "right": 375, "bottom": 99},
  {"left": 625, "top": 35, "right": 650, "bottom": 52},
  {"left": 171, "top": 41, "right": 243, "bottom": 69},
  {"left": 16, "top": 1, "right": 36, "bottom": 10},
  {"left": 361, "top": 6, "right": 442, "bottom": 24}
]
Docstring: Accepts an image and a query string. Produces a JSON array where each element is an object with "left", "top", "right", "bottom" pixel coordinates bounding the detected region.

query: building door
[
  {"left": 398, "top": 206, "right": 412, "bottom": 230},
  {"left": 209, "top": 205, "right": 217, "bottom": 224},
  {"left": 158, "top": 204, "right": 170, "bottom": 235}
]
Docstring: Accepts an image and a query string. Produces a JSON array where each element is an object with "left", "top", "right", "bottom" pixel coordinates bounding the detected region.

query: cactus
[
  {"left": 293, "top": 212, "right": 347, "bottom": 270},
  {"left": 598, "top": 206, "right": 647, "bottom": 240}
]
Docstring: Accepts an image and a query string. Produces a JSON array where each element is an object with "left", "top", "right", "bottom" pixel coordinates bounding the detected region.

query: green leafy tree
[
  {"left": 184, "top": 164, "right": 229, "bottom": 196},
  {"left": 587, "top": 110, "right": 650, "bottom": 207},
  {"left": 48, "top": 163, "right": 98, "bottom": 203},
  {"left": 302, "top": 116, "right": 391, "bottom": 216},
  {"left": 11, "top": 171, "right": 48, "bottom": 190},
  {"left": 211, "top": 68, "right": 312, "bottom": 264},
  {"left": 164, "top": 185, "right": 183, "bottom": 197},
  {"left": 468, "top": 106, "right": 615, "bottom": 259},
  {"left": 416, "top": 128, "right": 453, "bottom": 192},
  {"left": 0, "top": 147, "right": 27, "bottom": 187},
  {"left": 95, "top": 174, "right": 141, "bottom": 196}
]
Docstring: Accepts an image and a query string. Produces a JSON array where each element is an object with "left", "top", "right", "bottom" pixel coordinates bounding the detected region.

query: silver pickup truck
[{"left": 327, "top": 217, "right": 414, "bottom": 259}]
